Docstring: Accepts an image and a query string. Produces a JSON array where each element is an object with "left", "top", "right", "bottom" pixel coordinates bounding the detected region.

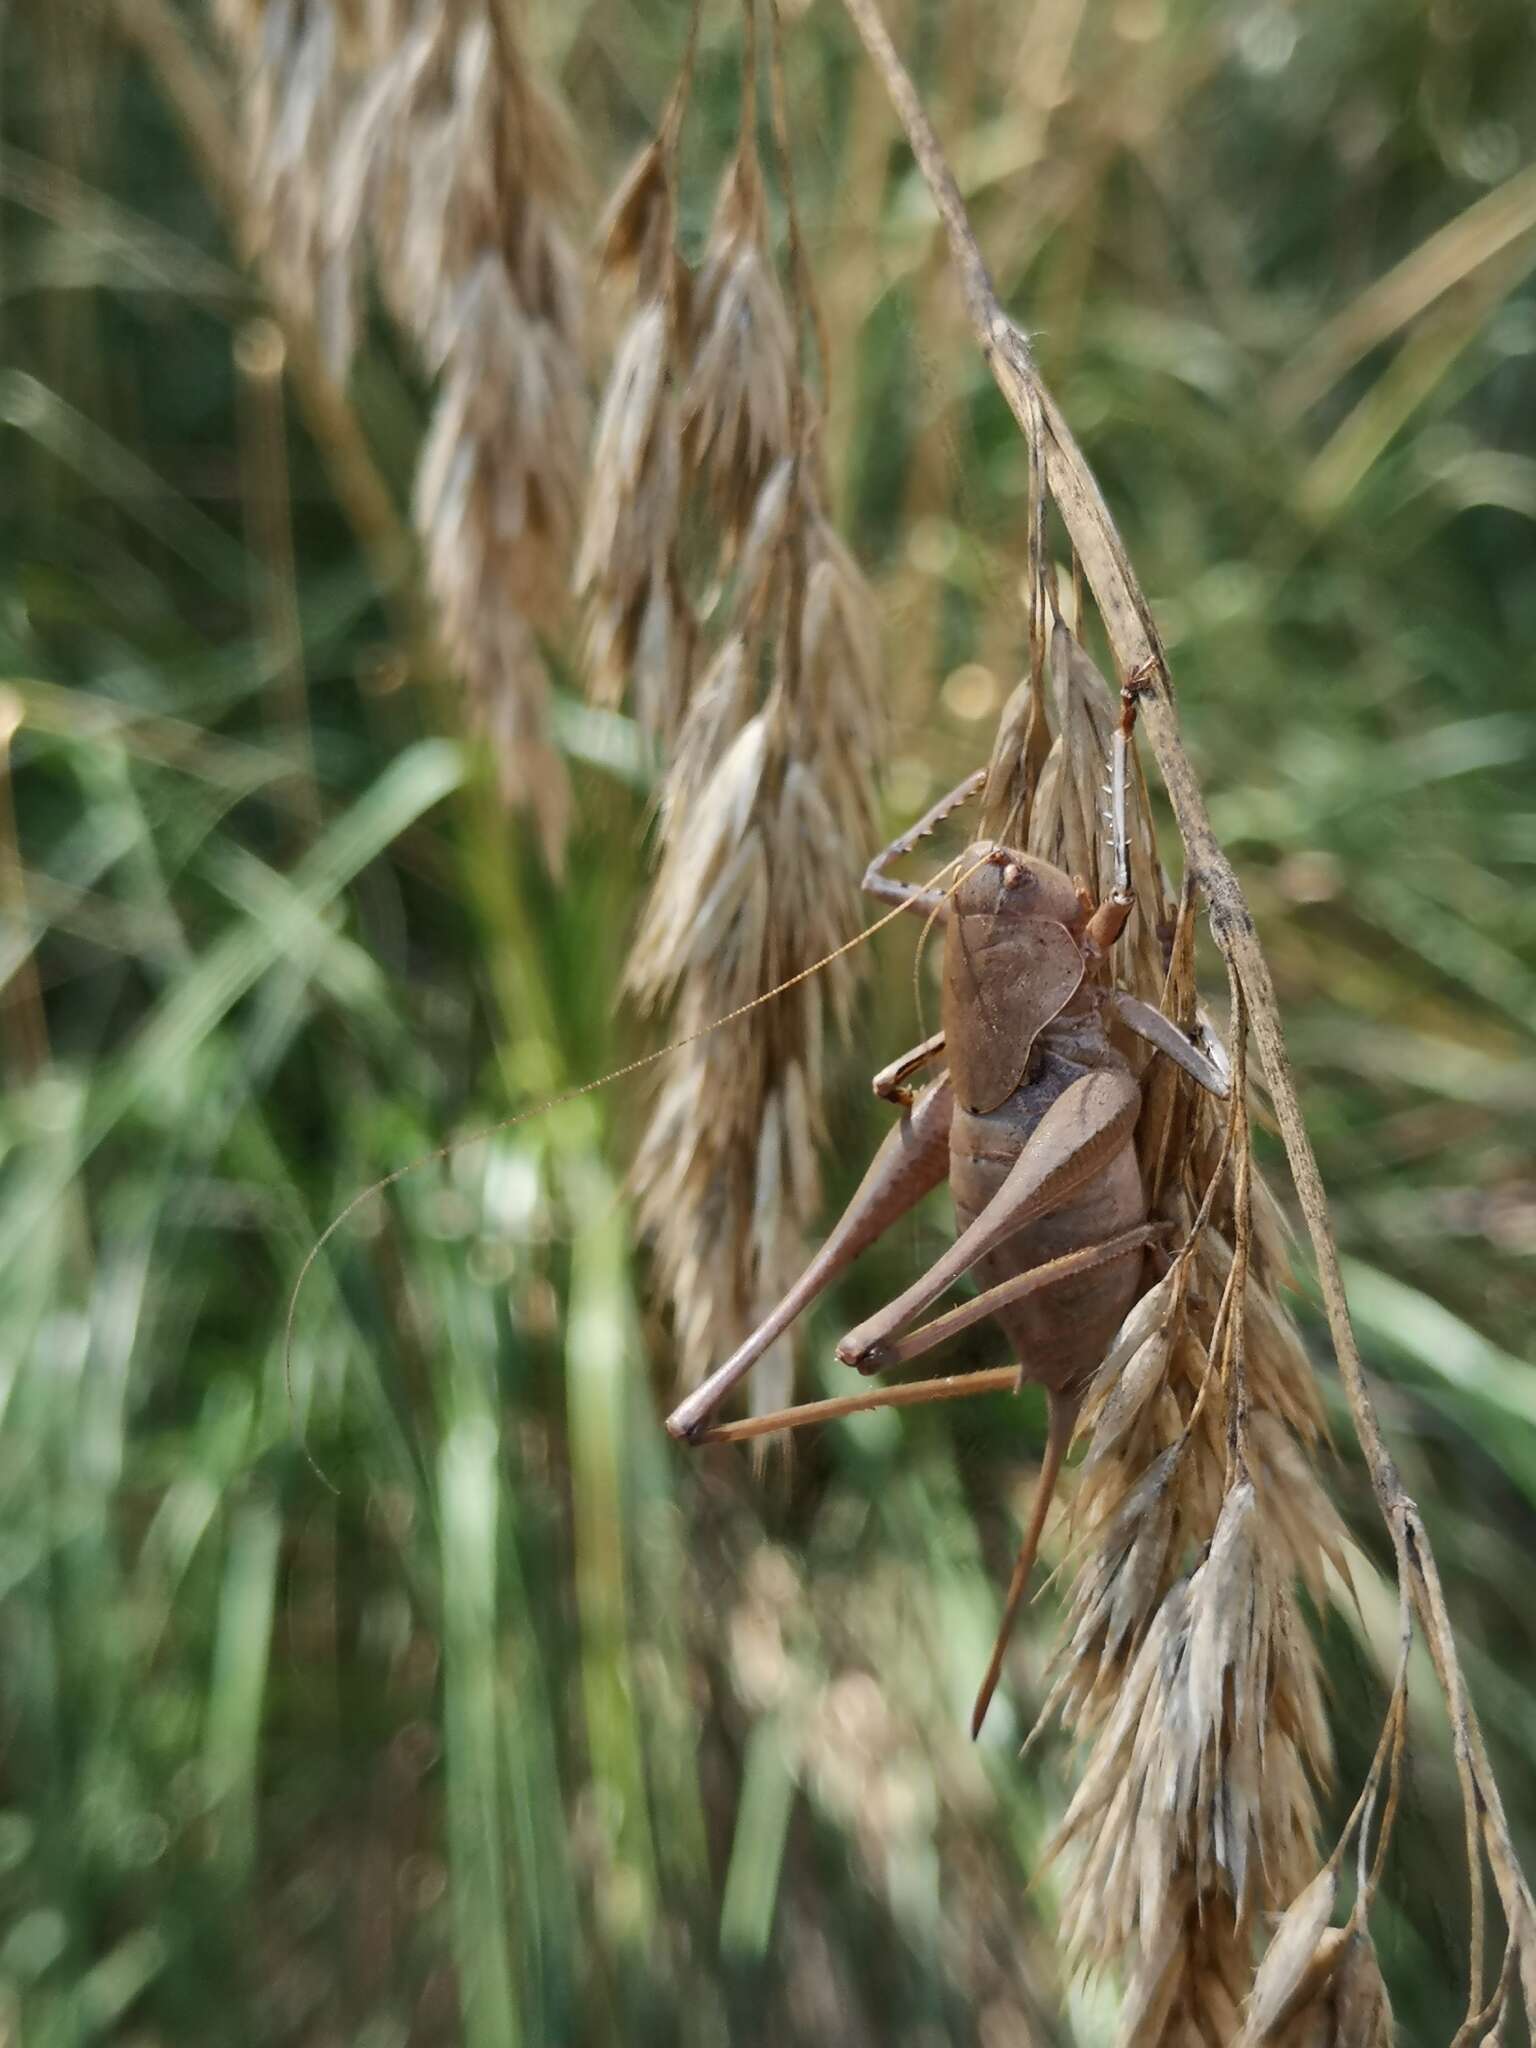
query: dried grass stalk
[
  {"left": 590, "top": 20, "right": 883, "bottom": 1412},
  {"left": 219, "top": 0, "right": 589, "bottom": 856}
]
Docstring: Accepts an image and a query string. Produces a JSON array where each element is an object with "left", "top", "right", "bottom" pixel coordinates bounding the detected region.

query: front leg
[
  {"left": 665, "top": 1077, "right": 954, "bottom": 1441},
  {"left": 863, "top": 768, "right": 986, "bottom": 920},
  {"left": 835, "top": 1068, "right": 1141, "bottom": 1373}
]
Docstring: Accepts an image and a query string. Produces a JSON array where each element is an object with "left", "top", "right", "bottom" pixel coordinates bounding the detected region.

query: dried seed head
[
  {"left": 598, "top": 138, "right": 677, "bottom": 301},
  {"left": 682, "top": 149, "right": 795, "bottom": 553},
  {"left": 226, "top": 0, "right": 590, "bottom": 856},
  {"left": 629, "top": 667, "right": 871, "bottom": 1407},
  {"left": 577, "top": 143, "right": 696, "bottom": 742},
  {"left": 347, "top": 13, "right": 587, "bottom": 596},
  {"left": 586, "top": 48, "right": 883, "bottom": 1416},
  {"left": 1113, "top": 1880, "right": 1251, "bottom": 2048},
  {"left": 799, "top": 507, "right": 885, "bottom": 856},
  {"left": 219, "top": 0, "right": 365, "bottom": 373},
  {"left": 1243, "top": 1914, "right": 1395, "bottom": 2048},
  {"left": 625, "top": 464, "right": 881, "bottom": 1403},
  {"left": 1241, "top": 1866, "right": 1341, "bottom": 2044}
]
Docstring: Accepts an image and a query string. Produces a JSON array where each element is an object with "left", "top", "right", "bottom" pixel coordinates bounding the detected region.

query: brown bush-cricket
[{"left": 666, "top": 691, "right": 1231, "bottom": 1738}]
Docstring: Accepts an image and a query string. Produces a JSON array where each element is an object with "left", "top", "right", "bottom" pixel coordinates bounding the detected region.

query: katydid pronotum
[{"left": 665, "top": 711, "right": 1231, "bottom": 1738}]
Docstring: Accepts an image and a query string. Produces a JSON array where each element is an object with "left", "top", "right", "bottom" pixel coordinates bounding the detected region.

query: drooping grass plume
[
  {"left": 586, "top": 6, "right": 883, "bottom": 1413},
  {"left": 628, "top": 515, "right": 880, "bottom": 1411},
  {"left": 219, "top": 0, "right": 589, "bottom": 855},
  {"left": 575, "top": 128, "right": 695, "bottom": 741},
  {"left": 978, "top": 621, "right": 1344, "bottom": 2038}
]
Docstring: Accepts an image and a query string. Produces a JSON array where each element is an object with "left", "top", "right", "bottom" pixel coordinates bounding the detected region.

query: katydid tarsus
[{"left": 666, "top": 714, "right": 1231, "bottom": 1739}]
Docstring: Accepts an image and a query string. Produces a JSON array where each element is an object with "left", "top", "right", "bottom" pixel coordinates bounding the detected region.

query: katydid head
[{"left": 952, "top": 842, "right": 1087, "bottom": 931}]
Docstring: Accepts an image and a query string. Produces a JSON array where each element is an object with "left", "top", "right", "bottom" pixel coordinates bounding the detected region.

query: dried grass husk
[
  {"left": 629, "top": 555, "right": 879, "bottom": 1408},
  {"left": 590, "top": 66, "right": 883, "bottom": 1414},
  {"left": 576, "top": 139, "right": 696, "bottom": 743},
  {"left": 222, "top": 0, "right": 589, "bottom": 858}
]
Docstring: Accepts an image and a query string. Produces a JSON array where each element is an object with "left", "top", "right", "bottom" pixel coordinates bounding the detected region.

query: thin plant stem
[{"left": 0, "top": 691, "right": 49, "bottom": 1079}]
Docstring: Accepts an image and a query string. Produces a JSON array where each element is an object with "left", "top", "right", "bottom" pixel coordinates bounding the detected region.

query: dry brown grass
[
  {"left": 584, "top": 21, "right": 882, "bottom": 1416},
  {"left": 220, "top": 0, "right": 588, "bottom": 856},
  {"left": 576, "top": 130, "right": 694, "bottom": 739},
  {"left": 970, "top": 616, "right": 1344, "bottom": 2040}
]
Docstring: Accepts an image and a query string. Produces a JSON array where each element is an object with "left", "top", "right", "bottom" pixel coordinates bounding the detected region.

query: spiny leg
[
  {"left": 863, "top": 768, "right": 986, "bottom": 920},
  {"left": 665, "top": 1077, "right": 954, "bottom": 1442}
]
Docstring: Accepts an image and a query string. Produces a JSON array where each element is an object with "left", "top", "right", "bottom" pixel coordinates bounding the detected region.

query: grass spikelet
[
  {"left": 1243, "top": 1921, "right": 1395, "bottom": 2047},
  {"left": 683, "top": 140, "right": 795, "bottom": 555},
  {"left": 614, "top": 13, "right": 881, "bottom": 1413},
  {"left": 224, "top": 0, "right": 589, "bottom": 856},
  {"left": 1240, "top": 1865, "right": 1341, "bottom": 2044},
  {"left": 1113, "top": 1883, "right": 1251, "bottom": 2047},
  {"left": 217, "top": 0, "right": 363, "bottom": 371},
  {"left": 577, "top": 143, "right": 696, "bottom": 739}
]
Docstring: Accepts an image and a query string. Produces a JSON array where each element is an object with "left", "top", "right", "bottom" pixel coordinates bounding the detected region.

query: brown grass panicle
[
  {"left": 983, "top": 625, "right": 1356, "bottom": 2043},
  {"left": 588, "top": 36, "right": 883, "bottom": 1416},
  {"left": 625, "top": 464, "right": 882, "bottom": 1417},
  {"left": 575, "top": 134, "right": 696, "bottom": 743},
  {"left": 221, "top": 0, "right": 588, "bottom": 858},
  {"left": 626, "top": 691, "right": 859, "bottom": 1414},
  {"left": 215, "top": 0, "right": 365, "bottom": 374},
  {"left": 837, "top": 9, "right": 1536, "bottom": 2026}
]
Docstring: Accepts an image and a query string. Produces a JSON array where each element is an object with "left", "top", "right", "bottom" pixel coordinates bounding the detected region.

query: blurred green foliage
[{"left": 2, "top": 0, "right": 1535, "bottom": 2042}]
